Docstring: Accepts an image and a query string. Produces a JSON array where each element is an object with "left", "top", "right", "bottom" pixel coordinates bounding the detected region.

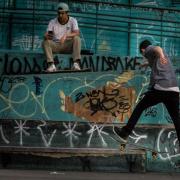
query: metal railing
[{"left": 0, "top": 0, "right": 179, "bottom": 56}]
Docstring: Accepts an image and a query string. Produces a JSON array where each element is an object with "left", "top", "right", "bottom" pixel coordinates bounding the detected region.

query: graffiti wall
[
  {"left": 0, "top": 0, "right": 180, "bottom": 172},
  {"left": 0, "top": 119, "right": 180, "bottom": 171},
  {"left": 0, "top": 0, "right": 180, "bottom": 57},
  {"left": 0, "top": 52, "right": 179, "bottom": 171},
  {"left": 1, "top": 52, "right": 179, "bottom": 124}
]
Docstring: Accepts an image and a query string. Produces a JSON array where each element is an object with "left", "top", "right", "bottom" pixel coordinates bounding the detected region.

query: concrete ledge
[
  {"left": 0, "top": 49, "right": 94, "bottom": 55},
  {"left": 0, "top": 146, "right": 146, "bottom": 172},
  {"left": 0, "top": 146, "right": 145, "bottom": 157}
]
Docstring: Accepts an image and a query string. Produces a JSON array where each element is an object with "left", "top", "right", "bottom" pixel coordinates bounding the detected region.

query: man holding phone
[{"left": 42, "top": 2, "right": 81, "bottom": 72}]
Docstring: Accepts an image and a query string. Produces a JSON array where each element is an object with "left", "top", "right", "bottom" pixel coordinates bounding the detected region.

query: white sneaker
[
  {"left": 72, "top": 62, "right": 81, "bottom": 70},
  {"left": 46, "top": 64, "right": 57, "bottom": 72}
]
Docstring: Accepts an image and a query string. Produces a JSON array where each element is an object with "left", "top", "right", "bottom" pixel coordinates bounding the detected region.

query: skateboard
[
  {"left": 111, "top": 135, "right": 166, "bottom": 159},
  {"left": 119, "top": 142, "right": 167, "bottom": 159},
  {"left": 42, "top": 68, "right": 92, "bottom": 74}
]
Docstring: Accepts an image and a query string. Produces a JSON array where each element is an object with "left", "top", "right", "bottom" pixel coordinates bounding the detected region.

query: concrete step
[{"left": 0, "top": 147, "right": 146, "bottom": 173}]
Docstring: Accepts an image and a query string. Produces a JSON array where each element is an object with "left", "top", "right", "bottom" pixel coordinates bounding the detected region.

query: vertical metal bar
[
  {"left": 127, "top": 0, "right": 131, "bottom": 56},
  {"left": 160, "top": 10, "right": 163, "bottom": 46},
  {"left": 13, "top": 0, "right": 16, "bottom": 8},
  {"left": 95, "top": 2, "right": 98, "bottom": 54},
  {"left": 32, "top": 0, "right": 35, "bottom": 50},
  {"left": 1, "top": 0, "right": 5, "bottom": 48},
  {"left": 8, "top": 15, "right": 12, "bottom": 49},
  {"left": 8, "top": 0, "right": 13, "bottom": 50},
  {"left": 8, "top": 0, "right": 16, "bottom": 49}
]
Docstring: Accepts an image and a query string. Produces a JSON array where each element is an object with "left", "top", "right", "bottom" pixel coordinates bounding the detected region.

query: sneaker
[
  {"left": 46, "top": 64, "right": 56, "bottom": 72},
  {"left": 113, "top": 126, "right": 128, "bottom": 143},
  {"left": 72, "top": 62, "right": 81, "bottom": 70}
]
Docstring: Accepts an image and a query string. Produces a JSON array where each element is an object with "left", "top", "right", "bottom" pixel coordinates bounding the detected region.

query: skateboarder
[
  {"left": 114, "top": 40, "right": 180, "bottom": 149},
  {"left": 42, "top": 2, "right": 81, "bottom": 72}
]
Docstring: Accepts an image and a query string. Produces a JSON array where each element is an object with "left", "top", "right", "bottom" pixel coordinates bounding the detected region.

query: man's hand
[
  {"left": 139, "top": 63, "right": 149, "bottom": 69},
  {"left": 44, "top": 32, "right": 53, "bottom": 40}
]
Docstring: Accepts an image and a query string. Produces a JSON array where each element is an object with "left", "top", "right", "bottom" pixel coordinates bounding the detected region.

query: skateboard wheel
[
  {"left": 152, "top": 152, "right": 158, "bottom": 159},
  {"left": 120, "top": 144, "right": 125, "bottom": 151}
]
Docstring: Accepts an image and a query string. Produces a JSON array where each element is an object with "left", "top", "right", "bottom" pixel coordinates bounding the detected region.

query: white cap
[{"left": 57, "top": 2, "right": 69, "bottom": 12}]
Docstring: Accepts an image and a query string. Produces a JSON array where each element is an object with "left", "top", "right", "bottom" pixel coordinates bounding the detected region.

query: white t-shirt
[
  {"left": 154, "top": 84, "right": 180, "bottom": 92},
  {"left": 47, "top": 17, "right": 79, "bottom": 42}
]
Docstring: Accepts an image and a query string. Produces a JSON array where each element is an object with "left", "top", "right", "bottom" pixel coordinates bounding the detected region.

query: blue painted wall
[
  {"left": 1, "top": 52, "right": 179, "bottom": 124},
  {"left": 0, "top": 0, "right": 180, "bottom": 56},
  {"left": 0, "top": 0, "right": 180, "bottom": 172}
]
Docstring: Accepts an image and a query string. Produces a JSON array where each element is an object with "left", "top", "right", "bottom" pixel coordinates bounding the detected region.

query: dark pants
[{"left": 123, "top": 89, "right": 180, "bottom": 145}]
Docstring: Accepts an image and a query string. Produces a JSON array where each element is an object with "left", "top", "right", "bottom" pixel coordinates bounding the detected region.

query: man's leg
[
  {"left": 163, "top": 91, "right": 180, "bottom": 147},
  {"left": 72, "top": 36, "right": 81, "bottom": 70},
  {"left": 42, "top": 40, "right": 59, "bottom": 63},
  {"left": 72, "top": 36, "right": 81, "bottom": 61},
  {"left": 42, "top": 39, "right": 62, "bottom": 71},
  {"left": 61, "top": 36, "right": 81, "bottom": 70},
  {"left": 114, "top": 90, "right": 162, "bottom": 141}
]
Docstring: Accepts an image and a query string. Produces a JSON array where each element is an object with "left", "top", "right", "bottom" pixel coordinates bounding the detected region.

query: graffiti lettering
[
  {"left": 144, "top": 107, "right": 157, "bottom": 117},
  {"left": 71, "top": 1, "right": 124, "bottom": 13},
  {"left": 1, "top": 53, "right": 142, "bottom": 75},
  {"left": 1, "top": 53, "right": 44, "bottom": 75},
  {"left": 33, "top": 76, "right": 43, "bottom": 95},
  {"left": 117, "top": 96, "right": 131, "bottom": 113},
  {"left": 0, "top": 76, "right": 26, "bottom": 93},
  {"left": 0, "top": 119, "right": 179, "bottom": 163},
  {"left": 166, "top": 115, "right": 173, "bottom": 124},
  {"left": 0, "top": 125, "right": 9, "bottom": 144},
  {"left": 75, "top": 92, "right": 86, "bottom": 102},
  {"left": 80, "top": 56, "right": 141, "bottom": 72},
  {"left": 76, "top": 87, "right": 131, "bottom": 117}
]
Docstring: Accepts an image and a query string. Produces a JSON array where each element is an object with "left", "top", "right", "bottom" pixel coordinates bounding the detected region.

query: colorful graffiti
[
  {"left": 0, "top": 0, "right": 180, "bottom": 172},
  {"left": 0, "top": 52, "right": 179, "bottom": 171},
  {"left": 0, "top": 52, "right": 178, "bottom": 124},
  {"left": 60, "top": 71, "right": 136, "bottom": 123},
  {"left": 0, "top": 53, "right": 141, "bottom": 75},
  {"left": 0, "top": 119, "right": 180, "bottom": 163}
]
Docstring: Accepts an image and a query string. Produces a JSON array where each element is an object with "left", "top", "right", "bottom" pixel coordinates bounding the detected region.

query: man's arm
[
  {"left": 139, "top": 62, "right": 149, "bottom": 68},
  {"left": 66, "top": 30, "right": 80, "bottom": 38},
  {"left": 153, "top": 46, "right": 168, "bottom": 65},
  {"left": 60, "top": 30, "right": 79, "bottom": 44}
]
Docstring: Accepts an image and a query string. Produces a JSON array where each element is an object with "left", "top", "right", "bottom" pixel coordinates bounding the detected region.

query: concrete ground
[{"left": 0, "top": 169, "right": 180, "bottom": 180}]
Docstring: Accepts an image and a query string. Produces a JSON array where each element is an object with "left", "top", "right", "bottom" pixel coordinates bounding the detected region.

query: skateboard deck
[
  {"left": 111, "top": 135, "right": 166, "bottom": 159},
  {"left": 42, "top": 68, "right": 92, "bottom": 74},
  {"left": 120, "top": 143, "right": 167, "bottom": 159}
]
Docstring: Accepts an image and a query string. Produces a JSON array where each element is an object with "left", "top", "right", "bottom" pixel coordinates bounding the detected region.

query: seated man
[{"left": 42, "top": 2, "right": 81, "bottom": 72}]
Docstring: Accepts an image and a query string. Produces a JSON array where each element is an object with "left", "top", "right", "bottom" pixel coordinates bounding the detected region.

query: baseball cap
[{"left": 57, "top": 2, "right": 69, "bottom": 12}]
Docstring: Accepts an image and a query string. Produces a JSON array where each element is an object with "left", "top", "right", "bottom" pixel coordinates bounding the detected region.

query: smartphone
[{"left": 48, "top": 31, "right": 53, "bottom": 34}]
